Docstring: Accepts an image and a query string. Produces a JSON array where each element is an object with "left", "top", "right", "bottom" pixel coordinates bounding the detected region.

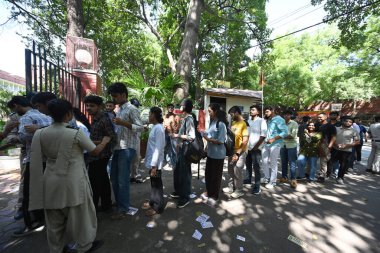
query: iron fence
[{"left": 25, "top": 41, "right": 83, "bottom": 112}]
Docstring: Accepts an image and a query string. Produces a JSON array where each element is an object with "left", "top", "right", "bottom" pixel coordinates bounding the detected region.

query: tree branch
[{"left": 6, "top": 0, "right": 65, "bottom": 41}]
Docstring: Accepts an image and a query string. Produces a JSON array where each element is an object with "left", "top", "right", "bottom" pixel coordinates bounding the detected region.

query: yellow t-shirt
[{"left": 231, "top": 120, "right": 249, "bottom": 152}]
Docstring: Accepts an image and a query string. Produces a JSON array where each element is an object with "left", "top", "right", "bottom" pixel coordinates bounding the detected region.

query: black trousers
[
  {"left": 355, "top": 144, "right": 363, "bottom": 162},
  {"left": 23, "top": 163, "right": 44, "bottom": 228},
  {"left": 149, "top": 170, "right": 166, "bottom": 213},
  {"left": 88, "top": 157, "right": 112, "bottom": 210},
  {"left": 330, "top": 150, "right": 351, "bottom": 179},
  {"left": 205, "top": 157, "right": 224, "bottom": 200}
]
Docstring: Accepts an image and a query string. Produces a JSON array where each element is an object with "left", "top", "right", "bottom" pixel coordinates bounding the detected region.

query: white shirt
[
  {"left": 247, "top": 116, "right": 267, "bottom": 150},
  {"left": 144, "top": 123, "right": 165, "bottom": 170}
]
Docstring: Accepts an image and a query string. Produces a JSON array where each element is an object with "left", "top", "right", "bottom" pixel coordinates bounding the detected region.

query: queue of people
[{"left": 1, "top": 81, "right": 379, "bottom": 253}]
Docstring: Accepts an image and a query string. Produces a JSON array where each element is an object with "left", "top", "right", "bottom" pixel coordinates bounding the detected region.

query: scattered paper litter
[
  {"left": 192, "top": 229, "right": 203, "bottom": 240},
  {"left": 287, "top": 235, "right": 308, "bottom": 249},
  {"left": 198, "top": 243, "right": 206, "bottom": 248},
  {"left": 127, "top": 207, "right": 138, "bottom": 216},
  {"left": 163, "top": 194, "right": 168, "bottom": 198},
  {"left": 236, "top": 235, "right": 246, "bottom": 242},
  {"left": 201, "top": 221, "right": 214, "bottom": 229},
  {"left": 312, "top": 234, "right": 318, "bottom": 240},
  {"left": 240, "top": 247, "right": 244, "bottom": 252},
  {"left": 190, "top": 193, "right": 197, "bottom": 199},
  {"left": 196, "top": 213, "right": 210, "bottom": 223}
]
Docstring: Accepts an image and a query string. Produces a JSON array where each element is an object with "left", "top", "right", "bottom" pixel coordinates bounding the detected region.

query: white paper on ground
[
  {"left": 196, "top": 213, "right": 210, "bottom": 223},
  {"left": 127, "top": 207, "right": 138, "bottom": 215},
  {"left": 236, "top": 235, "right": 246, "bottom": 242},
  {"left": 201, "top": 221, "right": 214, "bottom": 229},
  {"left": 240, "top": 247, "right": 244, "bottom": 252},
  {"left": 192, "top": 229, "right": 203, "bottom": 240},
  {"left": 287, "top": 235, "right": 308, "bottom": 249}
]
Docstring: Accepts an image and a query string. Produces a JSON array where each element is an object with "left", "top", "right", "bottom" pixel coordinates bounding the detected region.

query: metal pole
[{"left": 25, "top": 49, "right": 32, "bottom": 93}]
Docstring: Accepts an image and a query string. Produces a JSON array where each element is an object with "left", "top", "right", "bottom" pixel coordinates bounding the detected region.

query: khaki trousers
[{"left": 44, "top": 187, "right": 97, "bottom": 253}]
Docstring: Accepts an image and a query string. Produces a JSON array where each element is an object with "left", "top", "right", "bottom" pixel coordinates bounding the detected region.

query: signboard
[{"left": 331, "top": 103, "right": 342, "bottom": 111}]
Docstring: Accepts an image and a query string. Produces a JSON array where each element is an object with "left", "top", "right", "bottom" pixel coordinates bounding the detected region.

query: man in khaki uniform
[{"left": 29, "top": 99, "right": 109, "bottom": 253}]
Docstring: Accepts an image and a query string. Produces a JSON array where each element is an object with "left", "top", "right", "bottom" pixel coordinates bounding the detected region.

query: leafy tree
[{"left": 311, "top": 0, "right": 380, "bottom": 49}]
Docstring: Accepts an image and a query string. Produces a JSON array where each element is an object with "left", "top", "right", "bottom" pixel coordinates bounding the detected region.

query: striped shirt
[
  {"left": 18, "top": 109, "right": 52, "bottom": 164},
  {"left": 115, "top": 102, "right": 143, "bottom": 150}
]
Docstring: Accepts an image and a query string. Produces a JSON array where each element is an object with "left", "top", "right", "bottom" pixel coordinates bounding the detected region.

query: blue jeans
[
  {"left": 280, "top": 147, "right": 298, "bottom": 180},
  {"left": 110, "top": 148, "right": 136, "bottom": 212},
  {"left": 297, "top": 155, "right": 318, "bottom": 180}
]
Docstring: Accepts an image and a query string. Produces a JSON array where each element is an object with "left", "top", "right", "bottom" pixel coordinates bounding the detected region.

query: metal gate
[{"left": 24, "top": 41, "right": 83, "bottom": 111}]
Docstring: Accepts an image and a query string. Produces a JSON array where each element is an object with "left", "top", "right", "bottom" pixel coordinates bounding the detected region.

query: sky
[{"left": 0, "top": 0, "right": 327, "bottom": 78}]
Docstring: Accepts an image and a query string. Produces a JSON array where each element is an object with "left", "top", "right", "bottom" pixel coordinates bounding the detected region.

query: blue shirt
[
  {"left": 206, "top": 120, "right": 226, "bottom": 159},
  {"left": 264, "top": 115, "right": 288, "bottom": 147}
]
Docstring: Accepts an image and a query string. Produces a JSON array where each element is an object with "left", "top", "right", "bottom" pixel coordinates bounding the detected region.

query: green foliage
[
  {"left": 311, "top": 0, "right": 380, "bottom": 49},
  {"left": 264, "top": 23, "right": 380, "bottom": 110},
  {"left": 0, "top": 90, "right": 13, "bottom": 118}
]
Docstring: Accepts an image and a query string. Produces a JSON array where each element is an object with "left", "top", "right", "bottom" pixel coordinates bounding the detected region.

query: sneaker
[
  {"left": 12, "top": 225, "right": 44, "bottom": 238},
  {"left": 243, "top": 178, "right": 251, "bottom": 185},
  {"left": 230, "top": 190, "right": 244, "bottom": 198},
  {"left": 110, "top": 211, "right": 127, "bottom": 220},
  {"left": 260, "top": 178, "right": 269, "bottom": 184},
  {"left": 278, "top": 178, "right": 288, "bottom": 183},
  {"left": 170, "top": 192, "right": 179, "bottom": 198},
  {"left": 206, "top": 198, "right": 217, "bottom": 207},
  {"left": 222, "top": 186, "right": 234, "bottom": 194},
  {"left": 200, "top": 192, "right": 208, "bottom": 201},
  {"left": 317, "top": 177, "right": 325, "bottom": 183},
  {"left": 336, "top": 178, "right": 344, "bottom": 185},
  {"left": 252, "top": 185, "right": 261, "bottom": 195},
  {"left": 290, "top": 180, "right": 297, "bottom": 189},
  {"left": 265, "top": 182, "right": 276, "bottom": 189},
  {"left": 177, "top": 200, "right": 190, "bottom": 208}
]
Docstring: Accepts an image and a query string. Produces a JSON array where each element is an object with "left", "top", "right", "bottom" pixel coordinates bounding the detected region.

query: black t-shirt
[{"left": 319, "top": 123, "right": 337, "bottom": 143}]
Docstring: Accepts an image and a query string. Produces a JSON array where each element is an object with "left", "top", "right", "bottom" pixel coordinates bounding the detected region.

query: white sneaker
[
  {"left": 200, "top": 193, "right": 208, "bottom": 201},
  {"left": 230, "top": 190, "right": 244, "bottom": 198},
  {"left": 206, "top": 198, "right": 217, "bottom": 207},
  {"left": 260, "top": 178, "right": 269, "bottom": 184},
  {"left": 265, "top": 182, "right": 276, "bottom": 189},
  {"left": 223, "top": 186, "right": 233, "bottom": 194}
]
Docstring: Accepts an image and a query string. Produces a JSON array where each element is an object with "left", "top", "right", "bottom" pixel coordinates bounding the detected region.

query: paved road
[{"left": 0, "top": 144, "right": 379, "bottom": 253}]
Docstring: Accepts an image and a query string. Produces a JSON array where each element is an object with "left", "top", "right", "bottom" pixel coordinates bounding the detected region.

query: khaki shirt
[{"left": 29, "top": 123, "right": 96, "bottom": 210}]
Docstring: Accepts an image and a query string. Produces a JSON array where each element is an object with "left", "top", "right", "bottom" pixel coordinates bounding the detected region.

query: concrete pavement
[{"left": 0, "top": 144, "right": 379, "bottom": 253}]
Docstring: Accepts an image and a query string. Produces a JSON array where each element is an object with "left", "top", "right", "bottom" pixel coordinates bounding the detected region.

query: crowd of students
[{"left": 1, "top": 81, "right": 380, "bottom": 253}]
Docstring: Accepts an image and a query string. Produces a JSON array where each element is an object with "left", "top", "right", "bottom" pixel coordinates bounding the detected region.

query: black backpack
[
  {"left": 216, "top": 121, "right": 235, "bottom": 157},
  {"left": 183, "top": 116, "right": 206, "bottom": 163}
]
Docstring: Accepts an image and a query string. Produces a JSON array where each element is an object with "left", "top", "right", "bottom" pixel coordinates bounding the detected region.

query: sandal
[{"left": 145, "top": 209, "right": 157, "bottom": 217}]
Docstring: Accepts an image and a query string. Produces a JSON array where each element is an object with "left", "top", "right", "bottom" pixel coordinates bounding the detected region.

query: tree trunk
[
  {"left": 67, "top": 0, "right": 84, "bottom": 37},
  {"left": 175, "top": 0, "right": 204, "bottom": 100},
  {"left": 194, "top": 39, "right": 203, "bottom": 103}
]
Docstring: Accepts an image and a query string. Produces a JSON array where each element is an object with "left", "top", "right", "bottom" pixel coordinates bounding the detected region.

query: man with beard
[
  {"left": 317, "top": 112, "right": 337, "bottom": 182},
  {"left": 223, "top": 106, "right": 249, "bottom": 198},
  {"left": 244, "top": 105, "right": 266, "bottom": 195},
  {"left": 84, "top": 95, "right": 116, "bottom": 212},
  {"left": 330, "top": 116, "right": 360, "bottom": 184},
  {"left": 261, "top": 106, "right": 288, "bottom": 189}
]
